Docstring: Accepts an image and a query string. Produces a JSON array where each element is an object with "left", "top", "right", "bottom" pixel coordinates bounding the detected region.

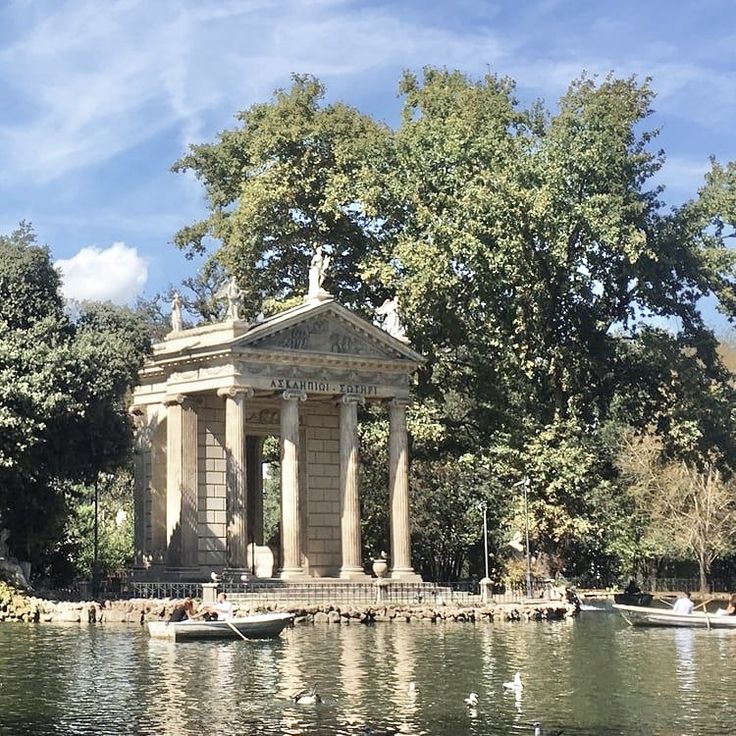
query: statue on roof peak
[{"left": 306, "top": 246, "right": 332, "bottom": 303}]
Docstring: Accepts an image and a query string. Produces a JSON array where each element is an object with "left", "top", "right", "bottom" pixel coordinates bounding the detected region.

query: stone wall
[
  {"left": 0, "top": 584, "right": 575, "bottom": 625},
  {"left": 198, "top": 394, "right": 227, "bottom": 567},
  {"left": 303, "top": 400, "right": 341, "bottom": 575}
]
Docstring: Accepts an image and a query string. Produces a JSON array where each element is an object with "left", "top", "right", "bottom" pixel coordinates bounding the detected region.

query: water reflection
[
  {"left": 1, "top": 617, "right": 736, "bottom": 735},
  {"left": 673, "top": 628, "right": 696, "bottom": 692}
]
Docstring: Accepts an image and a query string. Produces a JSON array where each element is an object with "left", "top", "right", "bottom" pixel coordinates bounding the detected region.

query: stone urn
[{"left": 372, "top": 557, "right": 389, "bottom": 578}]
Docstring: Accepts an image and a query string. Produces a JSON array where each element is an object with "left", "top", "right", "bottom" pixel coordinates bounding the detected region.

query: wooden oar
[
  {"left": 224, "top": 619, "right": 249, "bottom": 642},
  {"left": 655, "top": 597, "right": 674, "bottom": 608},
  {"left": 694, "top": 598, "right": 714, "bottom": 612}
]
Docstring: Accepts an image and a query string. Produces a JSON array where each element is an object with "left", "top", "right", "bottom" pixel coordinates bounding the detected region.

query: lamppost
[
  {"left": 92, "top": 475, "right": 99, "bottom": 599},
  {"left": 522, "top": 476, "right": 532, "bottom": 600},
  {"left": 512, "top": 477, "right": 532, "bottom": 600},
  {"left": 478, "top": 501, "right": 493, "bottom": 604},
  {"left": 481, "top": 502, "right": 489, "bottom": 580}
]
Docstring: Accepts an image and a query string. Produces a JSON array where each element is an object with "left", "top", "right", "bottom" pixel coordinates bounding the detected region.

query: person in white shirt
[
  {"left": 672, "top": 591, "right": 694, "bottom": 615},
  {"left": 213, "top": 592, "right": 235, "bottom": 620}
]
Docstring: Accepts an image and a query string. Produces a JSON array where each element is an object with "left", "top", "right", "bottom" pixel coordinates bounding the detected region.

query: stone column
[
  {"left": 218, "top": 387, "right": 253, "bottom": 570},
  {"left": 150, "top": 408, "right": 167, "bottom": 564},
  {"left": 388, "top": 398, "right": 419, "bottom": 580},
  {"left": 129, "top": 407, "right": 148, "bottom": 568},
  {"left": 165, "top": 394, "right": 198, "bottom": 568},
  {"left": 280, "top": 390, "right": 307, "bottom": 579},
  {"left": 339, "top": 395, "right": 367, "bottom": 579}
]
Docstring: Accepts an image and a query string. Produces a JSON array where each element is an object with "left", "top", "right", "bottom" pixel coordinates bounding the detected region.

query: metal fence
[
  {"left": 86, "top": 574, "right": 553, "bottom": 605},
  {"left": 222, "top": 581, "right": 444, "bottom": 606},
  {"left": 644, "top": 577, "right": 734, "bottom": 594},
  {"left": 131, "top": 581, "right": 203, "bottom": 599},
  {"left": 218, "top": 578, "right": 551, "bottom": 606}
]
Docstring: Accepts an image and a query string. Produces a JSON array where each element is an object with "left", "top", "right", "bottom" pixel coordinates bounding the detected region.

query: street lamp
[
  {"left": 513, "top": 477, "right": 532, "bottom": 600},
  {"left": 481, "top": 502, "right": 489, "bottom": 580}
]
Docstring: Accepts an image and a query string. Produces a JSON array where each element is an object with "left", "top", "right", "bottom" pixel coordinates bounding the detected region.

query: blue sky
[{"left": 1, "top": 0, "right": 734, "bottom": 308}]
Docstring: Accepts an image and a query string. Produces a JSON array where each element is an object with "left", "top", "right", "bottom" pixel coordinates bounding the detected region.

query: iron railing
[
  {"left": 131, "top": 581, "right": 203, "bottom": 599},
  {"left": 644, "top": 577, "right": 733, "bottom": 594}
]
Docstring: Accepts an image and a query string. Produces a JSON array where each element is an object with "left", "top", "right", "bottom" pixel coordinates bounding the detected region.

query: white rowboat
[
  {"left": 147, "top": 612, "right": 294, "bottom": 641},
  {"left": 613, "top": 603, "right": 736, "bottom": 629}
]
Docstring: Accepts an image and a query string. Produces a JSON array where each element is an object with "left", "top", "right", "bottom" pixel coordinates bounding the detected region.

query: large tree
[
  {"left": 172, "top": 74, "right": 389, "bottom": 318},
  {"left": 173, "top": 70, "right": 736, "bottom": 579},
  {"left": 0, "top": 224, "right": 150, "bottom": 575}
]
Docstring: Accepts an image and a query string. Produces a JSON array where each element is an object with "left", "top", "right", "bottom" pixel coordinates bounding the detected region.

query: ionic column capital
[
  {"left": 339, "top": 394, "right": 365, "bottom": 407},
  {"left": 217, "top": 386, "right": 255, "bottom": 400},
  {"left": 282, "top": 389, "right": 307, "bottom": 402},
  {"left": 163, "top": 393, "right": 188, "bottom": 407},
  {"left": 388, "top": 397, "right": 411, "bottom": 411}
]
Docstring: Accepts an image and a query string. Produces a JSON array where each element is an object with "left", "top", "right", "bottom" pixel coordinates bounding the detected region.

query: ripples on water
[{"left": 0, "top": 612, "right": 735, "bottom": 735}]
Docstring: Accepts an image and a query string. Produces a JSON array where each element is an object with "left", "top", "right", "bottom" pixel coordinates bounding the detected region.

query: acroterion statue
[
  {"left": 171, "top": 292, "right": 183, "bottom": 332},
  {"left": 306, "top": 246, "right": 331, "bottom": 302},
  {"left": 376, "top": 296, "right": 408, "bottom": 342}
]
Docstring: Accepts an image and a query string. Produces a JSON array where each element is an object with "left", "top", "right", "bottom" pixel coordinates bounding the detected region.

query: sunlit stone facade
[{"left": 130, "top": 298, "right": 423, "bottom": 581}]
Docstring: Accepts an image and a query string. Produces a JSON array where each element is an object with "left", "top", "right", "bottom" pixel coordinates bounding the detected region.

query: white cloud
[{"left": 55, "top": 242, "right": 148, "bottom": 304}]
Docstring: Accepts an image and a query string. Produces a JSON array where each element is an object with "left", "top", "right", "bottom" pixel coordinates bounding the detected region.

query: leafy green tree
[
  {"left": 56, "top": 472, "right": 135, "bottom": 582},
  {"left": 172, "top": 70, "right": 736, "bottom": 580},
  {"left": 172, "top": 74, "right": 389, "bottom": 318},
  {"left": 0, "top": 224, "right": 150, "bottom": 578}
]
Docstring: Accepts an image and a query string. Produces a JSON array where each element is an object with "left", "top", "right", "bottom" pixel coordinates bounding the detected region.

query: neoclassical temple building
[{"left": 130, "top": 279, "right": 424, "bottom": 582}]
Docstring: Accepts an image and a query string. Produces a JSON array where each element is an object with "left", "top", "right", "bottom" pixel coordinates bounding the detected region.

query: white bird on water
[
  {"left": 464, "top": 692, "right": 479, "bottom": 707},
  {"left": 503, "top": 672, "right": 523, "bottom": 692}
]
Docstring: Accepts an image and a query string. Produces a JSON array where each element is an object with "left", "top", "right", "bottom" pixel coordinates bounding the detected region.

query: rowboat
[
  {"left": 147, "top": 612, "right": 294, "bottom": 641},
  {"left": 613, "top": 603, "right": 736, "bottom": 629}
]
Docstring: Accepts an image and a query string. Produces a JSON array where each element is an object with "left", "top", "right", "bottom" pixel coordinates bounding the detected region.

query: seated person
[
  {"left": 725, "top": 593, "right": 736, "bottom": 616},
  {"left": 169, "top": 597, "right": 196, "bottom": 622},
  {"left": 672, "top": 591, "right": 694, "bottom": 615},
  {"left": 199, "top": 592, "right": 235, "bottom": 621},
  {"left": 213, "top": 592, "right": 235, "bottom": 620},
  {"left": 624, "top": 579, "right": 641, "bottom": 595}
]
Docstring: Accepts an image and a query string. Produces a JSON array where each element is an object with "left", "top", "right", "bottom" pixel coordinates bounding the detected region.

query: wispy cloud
[{"left": 0, "top": 0, "right": 510, "bottom": 183}]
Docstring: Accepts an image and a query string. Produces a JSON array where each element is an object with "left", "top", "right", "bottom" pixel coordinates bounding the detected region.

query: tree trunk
[{"left": 697, "top": 554, "right": 710, "bottom": 595}]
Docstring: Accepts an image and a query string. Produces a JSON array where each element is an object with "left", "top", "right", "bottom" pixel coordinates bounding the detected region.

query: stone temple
[{"left": 130, "top": 283, "right": 424, "bottom": 582}]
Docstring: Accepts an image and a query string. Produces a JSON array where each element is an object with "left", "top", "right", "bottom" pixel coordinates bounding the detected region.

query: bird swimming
[
  {"left": 464, "top": 692, "right": 479, "bottom": 706},
  {"left": 292, "top": 685, "right": 322, "bottom": 704},
  {"left": 503, "top": 672, "right": 523, "bottom": 691}
]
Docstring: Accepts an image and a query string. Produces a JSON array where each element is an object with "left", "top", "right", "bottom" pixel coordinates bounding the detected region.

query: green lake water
[{"left": 0, "top": 608, "right": 734, "bottom": 735}]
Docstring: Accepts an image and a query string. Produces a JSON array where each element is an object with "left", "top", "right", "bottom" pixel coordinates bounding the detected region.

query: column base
[
  {"left": 339, "top": 567, "right": 370, "bottom": 581},
  {"left": 390, "top": 568, "right": 422, "bottom": 582},
  {"left": 279, "top": 567, "right": 309, "bottom": 581}
]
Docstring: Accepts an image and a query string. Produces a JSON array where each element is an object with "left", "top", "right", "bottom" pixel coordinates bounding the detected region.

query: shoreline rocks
[{"left": 0, "top": 582, "right": 576, "bottom": 625}]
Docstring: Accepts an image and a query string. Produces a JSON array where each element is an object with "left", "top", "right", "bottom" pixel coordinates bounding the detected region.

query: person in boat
[
  {"left": 213, "top": 592, "right": 234, "bottom": 621},
  {"left": 672, "top": 591, "right": 694, "bottom": 615},
  {"left": 199, "top": 592, "right": 235, "bottom": 621},
  {"left": 169, "top": 597, "right": 196, "bottom": 622},
  {"left": 624, "top": 579, "right": 641, "bottom": 595},
  {"left": 725, "top": 593, "right": 736, "bottom": 615}
]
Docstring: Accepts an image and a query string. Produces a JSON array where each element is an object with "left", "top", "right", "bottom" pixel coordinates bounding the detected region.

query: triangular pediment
[{"left": 235, "top": 300, "right": 423, "bottom": 364}]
